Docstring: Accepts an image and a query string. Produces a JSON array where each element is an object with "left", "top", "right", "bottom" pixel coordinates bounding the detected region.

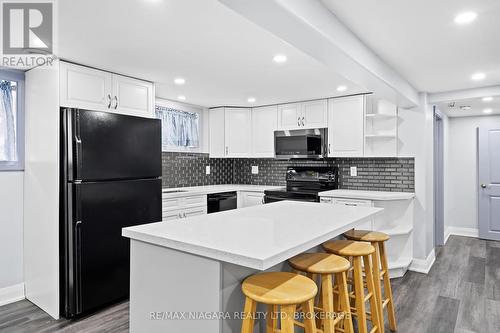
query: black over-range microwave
[{"left": 274, "top": 128, "right": 328, "bottom": 159}]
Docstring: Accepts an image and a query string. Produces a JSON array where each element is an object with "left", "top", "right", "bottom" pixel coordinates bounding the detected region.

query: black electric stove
[{"left": 264, "top": 166, "right": 339, "bottom": 203}]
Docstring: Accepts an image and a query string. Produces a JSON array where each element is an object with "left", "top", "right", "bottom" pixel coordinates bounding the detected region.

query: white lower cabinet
[
  {"left": 238, "top": 191, "right": 265, "bottom": 208},
  {"left": 162, "top": 194, "right": 207, "bottom": 221},
  {"left": 331, "top": 198, "right": 374, "bottom": 230}
]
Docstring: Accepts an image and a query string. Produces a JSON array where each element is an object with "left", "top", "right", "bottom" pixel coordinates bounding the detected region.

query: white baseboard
[
  {"left": 409, "top": 249, "right": 436, "bottom": 274},
  {"left": 0, "top": 283, "right": 25, "bottom": 307},
  {"left": 446, "top": 227, "right": 479, "bottom": 240}
]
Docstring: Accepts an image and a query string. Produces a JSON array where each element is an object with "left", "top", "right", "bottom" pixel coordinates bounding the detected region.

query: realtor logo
[{"left": 2, "top": 2, "right": 53, "bottom": 54}]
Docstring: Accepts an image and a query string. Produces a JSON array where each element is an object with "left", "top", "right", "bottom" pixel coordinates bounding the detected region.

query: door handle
[
  {"left": 107, "top": 94, "right": 112, "bottom": 109},
  {"left": 225, "top": 146, "right": 228, "bottom": 155},
  {"left": 328, "top": 143, "right": 331, "bottom": 154},
  {"left": 113, "top": 96, "right": 118, "bottom": 110},
  {"left": 297, "top": 117, "right": 301, "bottom": 127},
  {"left": 481, "top": 184, "right": 487, "bottom": 189},
  {"left": 301, "top": 116, "right": 305, "bottom": 126}
]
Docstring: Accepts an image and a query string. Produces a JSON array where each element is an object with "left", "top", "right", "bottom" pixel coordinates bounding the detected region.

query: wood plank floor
[{"left": 1, "top": 235, "right": 499, "bottom": 332}]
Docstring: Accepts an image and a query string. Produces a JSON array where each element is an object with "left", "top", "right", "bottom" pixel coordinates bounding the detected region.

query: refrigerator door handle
[
  {"left": 73, "top": 111, "right": 83, "bottom": 180},
  {"left": 74, "top": 220, "right": 83, "bottom": 315}
]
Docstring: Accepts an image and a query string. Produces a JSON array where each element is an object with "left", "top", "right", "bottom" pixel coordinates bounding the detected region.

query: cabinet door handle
[
  {"left": 297, "top": 117, "right": 301, "bottom": 127},
  {"left": 107, "top": 94, "right": 112, "bottom": 109},
  {"left": 225, "top": 146, "right": 228, "bottom": 155},
  {"left": 328, "top": 143, "right": 331, "bottom": 154},
  {"left": 301, "top": 116, "right": 305, "bottom": 126},
  {"left": 113, "top": 96, "right": 118, "bottom": 110}
]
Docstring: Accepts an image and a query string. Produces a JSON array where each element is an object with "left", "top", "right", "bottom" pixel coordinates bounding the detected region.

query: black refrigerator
[{"left": 60, "top": 108, "right": 162, "bottom": 318}]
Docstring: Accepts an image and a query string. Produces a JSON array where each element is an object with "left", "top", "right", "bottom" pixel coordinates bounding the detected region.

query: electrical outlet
[
  {"left": 251, "top": 166, "right": 259, "bottom": 174},
  {"left": 206, "top": 165, "right": 210, "bottom": 175},
  {"left": 350, "top": 166, "right": 357, "bottom": 177}
]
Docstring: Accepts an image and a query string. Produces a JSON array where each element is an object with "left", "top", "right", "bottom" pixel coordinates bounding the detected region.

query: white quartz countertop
[
  {"left": 162, "top": 184, "right": 284, "bottom": 198},
  {"left": 319, "top": 189, "right": 415, "bottom": 201},
  {"left": 122, "top": 201, "right": 383, "bottom": 270}
]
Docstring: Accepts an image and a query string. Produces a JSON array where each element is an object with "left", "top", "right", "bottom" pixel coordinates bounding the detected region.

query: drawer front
[
  {"left": 162, "top": 197, "right": 182, "bottom": 211},
  {"left": 183, "top": 195, "right": 207, "bottom": 208},
  {"left": 333, "top": 198, "right": 373, "bottom": 207}
]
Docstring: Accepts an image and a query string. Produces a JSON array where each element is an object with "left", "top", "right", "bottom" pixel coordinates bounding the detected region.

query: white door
[
  {"left": 225, "top": 108, "right": 251, "bottom": 157},
  {"left": 60, "top": 62, "right": 112, "bottom": 111},
  {"left": 252, "top": 105, "right": 277, "bottom": 157},
  {"left": 478, "top": 126, "right": 500, "bottom": 241},
  {"left": 302, "top": 99, "right": 327, "bottom": 129},
  {"left": 328, "top": 96, "right": 364, "bottom": 157},
  {"left": 209, "top": 108, "right": 226, "bottom": 157},
  {"left": 278, "top": 103, "right": 301, "bottom": 130},
  {"left": 112, "top": 74, "right": 154, "bottom": 117}
]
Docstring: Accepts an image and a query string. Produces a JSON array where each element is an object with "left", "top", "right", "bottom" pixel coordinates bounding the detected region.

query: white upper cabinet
[
  {"left": 301, "top": 99, "right": 328, "bottom": 129},
  {"left": 277, "top": 100, "right": 327, "bottom": 130},
  {"left": 327, "top": 95, "right": 365, "bottom": 157},
  {"left": 225, "top": 108, "right": 252, "bottom": 157},
  {"left": 60, "top": 62, "right": 112, "bottom": 111},
  {"left": 60, "top": 62, "right": 154, "bottom": 117},
  {"left": 277, "top": 103, "right": 302, "bottom": 130},
  {"left": 209, "top": 107, "right": 226, "bottom": 158},
  {"left": 252, "top": 105, "right": 277, "bottom": 157},
  {"left": 111, "top": 74, "right": 154, "bottom": 117},
  {"left": 209, "top": 107, "right": 252, "bottom": 158}
]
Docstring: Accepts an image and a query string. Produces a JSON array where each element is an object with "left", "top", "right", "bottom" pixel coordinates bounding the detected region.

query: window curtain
[
  {"left": 155, "top": 105, "right": 199, "bottom": 149},
  {"left": 0, "top": 80, "right": 16, "bottom": 161}
]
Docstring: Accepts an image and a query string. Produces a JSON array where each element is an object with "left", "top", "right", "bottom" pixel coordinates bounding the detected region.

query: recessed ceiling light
[
  {"left": 454, "top": 12, "right": 477, "bottom": 25},
  {"left": 247, "top": 97, "right": 256, "bottom": 103},
  {"left": 482, "top": 96, "right": 493, "bottom": 102},
  {"left": 471, "top": 72, "right": 486, "bottom": 81},
  {"left": 177, "top": 95, "right": 186, "bottom": 101},
  {"left": 174, "top": 78, "right": 185, "bottom": 85},
  {"left": 484, "top": 108, "right": 493, "bottom": 114},
  {"left": 337, "top": 85, "right": 347, "bottom": 92},
  {"left": 273, "top": 54, "right": 287, "bottom": 63}
]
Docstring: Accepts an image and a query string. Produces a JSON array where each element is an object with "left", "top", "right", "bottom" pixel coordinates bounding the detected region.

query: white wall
[
  {"left": 398, "top": 93, "right": 435, "bottom": 264},
  {"left": 445, "top": 115, "right": 500, "bottom": 233},
  {"left": 0, "top": 172, "right": 24, "bottom": 303}
]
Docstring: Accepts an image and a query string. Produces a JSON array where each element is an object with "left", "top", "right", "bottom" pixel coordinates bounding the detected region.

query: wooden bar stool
[
  {"left": 344, "top": 230, "right": 397, "bottom": 332},
  {"left": 241, "top": 272, "right": 318, "bottom": 333},
  {"left": 322, "top": 240, "right": 382, "bottom": 333},
  {"left": 288, "top": 253, "right": 354, "bottom": 333}
]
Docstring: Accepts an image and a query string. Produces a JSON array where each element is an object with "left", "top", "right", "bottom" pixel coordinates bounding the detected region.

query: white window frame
[
  {"left": 155, "top": 98, "right": 204, "bottom": 153},
  {"left": 0, "top": 69, "right": 25, "bottom": 171}
]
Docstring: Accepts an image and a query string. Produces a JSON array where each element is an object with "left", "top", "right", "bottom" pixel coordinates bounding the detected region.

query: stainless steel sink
[{"left": 163, "top": 190, "right": 188, "bottom": 193}]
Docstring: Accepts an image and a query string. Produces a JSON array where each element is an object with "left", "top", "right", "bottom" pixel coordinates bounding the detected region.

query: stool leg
[
  {"left": 321, "top": 274, "right": 335, "bottom": 333},
  {"left": 363, "top": 255, "right": 382, "bottom": 333},
  {"left": 336, "top": 272, "right": 354, "bottom": 333},
  {"left": 241, "top": 297, "right": 257, "bottom": 333},
  {"left": 302, "top": 299, "right": 317, "bottom": 333},
  {"left": 266, "top": 305, "right": 277, "bottom": 333},
  {"left": 380, "top": 242, "right": 397, "bottom": 331},
  {"left": 353, "top": 256, "right": 368, "bottom": 333},
  {"left": 372, "top": 242, "right": 385, "bottom": 333},
  {"left": 280, "top": 304, "right": 296, "bottom": 333}
]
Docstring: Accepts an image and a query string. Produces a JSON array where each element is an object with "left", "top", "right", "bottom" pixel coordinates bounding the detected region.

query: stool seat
[
  {"left": 242, "top": 272, "right": 317, "bottom": 305},
  {"left": 288, "top": 253, "right": 350, "bottom": 274},
  {"left": 322, "top": 240, "right": 374, "bottom": 256},
  {"left": 344, "top": 229, "right": 390, "bottom": 242}
]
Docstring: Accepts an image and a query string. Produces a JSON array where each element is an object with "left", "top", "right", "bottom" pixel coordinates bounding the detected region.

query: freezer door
[
  {"left": 64, "top": 108, "right": 161, "bottom": 181},
  {"left": 63, "top": 178, "right": 161, "bottom": 317}
]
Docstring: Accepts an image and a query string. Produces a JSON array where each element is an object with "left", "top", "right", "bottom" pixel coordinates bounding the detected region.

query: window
[
  {"left": 0, "top": 70, "right": 24, "bottom": 171},
  {"left": 155, "top": 104, "right": 200, "bottom": 151}
]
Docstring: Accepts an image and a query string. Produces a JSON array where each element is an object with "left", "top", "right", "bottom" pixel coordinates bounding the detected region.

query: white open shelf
[
  {"left": 379, "top": 224, "right": 413, "bottom": 236},
  {"left": 365, "top": 99, "right": 398, "bottom": 156}
]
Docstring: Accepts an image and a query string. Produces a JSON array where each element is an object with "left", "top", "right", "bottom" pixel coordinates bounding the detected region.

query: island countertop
[{"left": 122, "top": 201, "right": 383, "bottom": 270}]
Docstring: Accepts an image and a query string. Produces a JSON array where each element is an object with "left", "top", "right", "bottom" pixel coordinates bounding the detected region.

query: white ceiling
[
  {"left": 436, "top": 95, "right": 500, "bottom": 117},
  {"left": 321, "top": 0, "right": 500, "bottom": 93},
  {"left": 57, "top": 0, "right": 365, "bottom": 108}
]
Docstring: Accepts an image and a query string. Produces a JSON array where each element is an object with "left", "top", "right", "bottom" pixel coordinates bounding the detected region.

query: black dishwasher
[{"left": 207, "top": 191, "right": 237, "bottom": 213}]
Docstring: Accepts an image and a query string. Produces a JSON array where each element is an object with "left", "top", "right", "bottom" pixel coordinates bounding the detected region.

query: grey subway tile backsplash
[{"left": 162, "top": 152, "right": 415, "bottom": 192}]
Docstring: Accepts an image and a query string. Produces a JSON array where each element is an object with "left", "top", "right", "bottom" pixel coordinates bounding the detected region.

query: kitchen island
[{"left": 122, "top": 201, "right": 383, "bottom": 333}]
